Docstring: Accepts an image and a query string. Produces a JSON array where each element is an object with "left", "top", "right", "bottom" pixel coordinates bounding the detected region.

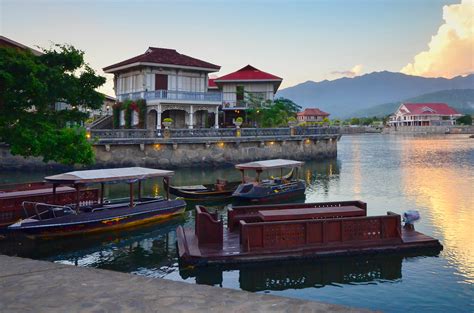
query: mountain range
[{"left": 276, "top": 71, "right": 474, "bottom": 118}]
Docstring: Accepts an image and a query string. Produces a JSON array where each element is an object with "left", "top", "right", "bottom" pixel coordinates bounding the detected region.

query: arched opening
[
  {"left": 147, "top": 110, "right": 157, "bottom": 130},
  {"left": 162, "top": 110, "right": 186, "bottom": 128},
  {"left": 194, "top": 110, "right": 209, "bottom": 128}
]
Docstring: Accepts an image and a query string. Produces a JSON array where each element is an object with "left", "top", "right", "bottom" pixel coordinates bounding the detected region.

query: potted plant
[
  {"left": 163, "top": 117, "right": 173, "bottom": 129},
  {"left": 234, "top": 117, "right": 243, "bottom": 128}
]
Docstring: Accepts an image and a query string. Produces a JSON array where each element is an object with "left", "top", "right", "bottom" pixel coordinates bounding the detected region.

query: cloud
[
  {"left": 331, "top": 64, "right": 364, "bottom": 78},
  {"left": 401, "top": 0, "right": 474, "bottom": 78}
]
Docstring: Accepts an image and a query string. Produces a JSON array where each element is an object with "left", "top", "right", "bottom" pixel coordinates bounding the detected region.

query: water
[{"left": 0, "top": 134, "right": 473, "bottom": 312}]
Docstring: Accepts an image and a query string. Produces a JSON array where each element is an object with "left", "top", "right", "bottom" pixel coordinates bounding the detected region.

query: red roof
[
  {"left": 297, "top": 108, "right": 330, "bottom": 117},
  {"left": 103, "top": 47, "right": 220, "bottom": 72},
  {"left": 401, "top": 103, "right": 460, "bottom": 115},
  {"left": 215, "top": 65, "right": 282, "bottom": 82},
  {"left": 208, "top": 78, "right": 218, "bottom": 89}
]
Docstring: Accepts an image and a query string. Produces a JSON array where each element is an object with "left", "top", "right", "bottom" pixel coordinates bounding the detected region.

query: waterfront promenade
[{"left": 0, "top": 255, "right": 371, "bottom": 313}]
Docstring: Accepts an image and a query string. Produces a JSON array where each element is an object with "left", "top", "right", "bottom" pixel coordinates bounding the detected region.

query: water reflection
[
  {"left": 181, "top": 252, "right": 440, "bottom": 291},
  {"left": 400, "top": 137, "right": 474, "bottom": 283}
]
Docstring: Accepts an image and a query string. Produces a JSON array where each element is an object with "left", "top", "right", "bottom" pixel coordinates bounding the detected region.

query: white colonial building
[
  {"left": 388, "top": 103, "right": 462, "bottom": 127},
  {"left": 213, "top": 65, "right": 283, "bottom": 126},
  {"left": 103, "top": 47, "right": 221, "bottom": 129}
]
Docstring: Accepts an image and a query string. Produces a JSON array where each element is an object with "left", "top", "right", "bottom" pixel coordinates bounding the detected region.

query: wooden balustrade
[{"left": 239, "top": 213, "right": 402, "bottom": 252}]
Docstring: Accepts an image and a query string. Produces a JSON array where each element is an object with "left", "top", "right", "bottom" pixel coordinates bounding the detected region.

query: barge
[{"left": 177, "top": 201, "right": 442, "bottom": 266}]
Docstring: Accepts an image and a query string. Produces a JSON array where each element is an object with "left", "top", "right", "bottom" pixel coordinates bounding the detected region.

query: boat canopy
[
  {"left": 235, "top": 159, "right": 304, "bottom": 171},
  {"left": 44, "top": 167, "right": 174, "bottom": 185}
]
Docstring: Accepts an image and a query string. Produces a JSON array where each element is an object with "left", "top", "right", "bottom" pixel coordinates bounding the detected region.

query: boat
[
  {"left": 163, "top": 179, "right": 241, "bottom": 201},
  {"left": 0, "top": 181, "right": 98, "bottom": 229},
  {"left": 8, "top": 167, "right": 186, "bottom": 239},
  {"left": 177, "top": 201, "right": 443, "bottom": 266},
  {"left": 232, "top": 159, "right": 306, "bottom": 203}
]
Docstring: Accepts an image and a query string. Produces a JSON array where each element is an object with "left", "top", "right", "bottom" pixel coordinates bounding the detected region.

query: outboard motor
[{"left": 403, "top": 210, "right": 420, "bottom": 230}]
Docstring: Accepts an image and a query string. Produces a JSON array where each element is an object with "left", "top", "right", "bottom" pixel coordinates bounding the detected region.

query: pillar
[
  {"left": 188, "top": 105, "right": 194, "bottom": 129},
  {"left": 157, "top": 111, "right": 162, "bottom": 129},
  {"left": 214, "top": 106, "right": 219, "bottom": 128}
]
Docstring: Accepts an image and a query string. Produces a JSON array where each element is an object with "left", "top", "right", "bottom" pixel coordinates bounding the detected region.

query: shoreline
[{"left": 0, "top": 254, "right": 372, "bottom": 313}]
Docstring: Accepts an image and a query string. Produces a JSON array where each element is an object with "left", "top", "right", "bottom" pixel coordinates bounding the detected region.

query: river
[{"left": 0, "top": 134, "right": 472, "bottom": 312}]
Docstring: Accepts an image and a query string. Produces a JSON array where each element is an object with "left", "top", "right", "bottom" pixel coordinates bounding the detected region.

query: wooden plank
[{"left": 258, "top": 206, "right": 364, "bottom": 222}]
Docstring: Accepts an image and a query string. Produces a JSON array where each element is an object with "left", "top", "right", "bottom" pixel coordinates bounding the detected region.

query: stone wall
[
  {"left": 94, "top": 137, "right": 338, "bottom": 168},
  {"left": 0, "top": 136, "right": 339, "bottom": 170}
]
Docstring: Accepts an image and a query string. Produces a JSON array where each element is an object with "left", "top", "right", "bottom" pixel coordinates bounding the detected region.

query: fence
[{"left": 90, "top": 127, "right": 340, "bottom": 139}]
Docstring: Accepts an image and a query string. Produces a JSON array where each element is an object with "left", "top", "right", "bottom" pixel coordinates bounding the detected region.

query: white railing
[
  {"left": 118, "top": 90, "right": 222, "bottom": 102},
  {"left": 222, "top": 91, "right": 274, "bottom": 109}
]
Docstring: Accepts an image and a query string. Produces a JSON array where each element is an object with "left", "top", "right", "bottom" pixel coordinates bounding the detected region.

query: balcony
[
  {"left": 118, "top": 90, "right": 222, "bottom": 103},
  {"left": 222, "top": 91, "right": 274, "bottom": 109}
]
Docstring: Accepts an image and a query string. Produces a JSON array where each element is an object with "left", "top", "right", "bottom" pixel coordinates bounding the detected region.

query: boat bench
[
  {"left": 257, "top": 206, "right": 366, "bottom": 222},
  {"left": 228, "top": 201, "right": 367, "bottom": 231}
]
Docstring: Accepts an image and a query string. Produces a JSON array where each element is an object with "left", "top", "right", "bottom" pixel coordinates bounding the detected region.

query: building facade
[
  {"left": 388, "top": 103, "right": 462, "bottom": 127},
  {"left": 103, "top": 47, "right": 221, "bottom": 129},
  {"left": 213, "top": 65, "right": 283, "bottom": 126},
  {"left": 297, "top": 108, "right": 330, "bottom": 123}
]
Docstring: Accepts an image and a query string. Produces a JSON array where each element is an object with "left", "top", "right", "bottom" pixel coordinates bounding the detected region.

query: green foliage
[
  {"left": 350, "top": 117, "right": 361, "bottom": 125},
  {"left": 322, "top": 117, "right": 330, "bottom": 124},
  {"left": 235, "top": 117, "right": 243, "bottom": 123},
  {"left": 122, "top": 100, "right": 133, "bottom": 129},
  {"left": 112, "top": 102, "right": 122, "bottom": 128},
  {"left": 136, "top": 99, "right": 147, "bottom": 128},
  {"left": 457, "top": 114, "right": 472, "bottom": 125},
  {"left": 0, "top": 44, "right": 106, "bottom": 165},
  {"left": 287, "top": 116, "right": 297, "bottom": 123},
  {"left": 163, "top": 117, "right": 173, "bottom": 123},
  {"left": 247, "top": 97, "right": 302, "bottom": 128}
]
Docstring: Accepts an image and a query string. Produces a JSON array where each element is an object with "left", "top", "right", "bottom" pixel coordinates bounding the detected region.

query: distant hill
[
  {"left": 276, "top": 71, "right": 474, "bottom": 118},
  {"left": 351, "top": 89, "right": 474, "bottom": 117}
]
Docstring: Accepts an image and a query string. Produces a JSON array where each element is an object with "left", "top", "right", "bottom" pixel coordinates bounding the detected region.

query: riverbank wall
[
  {"left": 0, "top": 134, "right": 340, "bottom": 170},
  {"left": 382, "top": 125, "right": 474, "bottom": 134}
]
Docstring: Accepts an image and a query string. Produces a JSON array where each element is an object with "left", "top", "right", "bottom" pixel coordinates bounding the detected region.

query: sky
[{"left": 1, "top": 0, "right": 472, "bottom": 97}]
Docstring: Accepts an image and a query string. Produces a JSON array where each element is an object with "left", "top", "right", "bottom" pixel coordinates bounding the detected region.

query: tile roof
[
  {"left": 103, "top": 47, "right": 220, "bottom": 72},
  {"left": 297, "top": 108, "right": 330, "bottom": 117},
  {"left": 402, "top": 103, "right": 461, "bottom": 115},
  {"left": 214, "top": 65, "right": 282, "bottom": 82},
  {"left": 208, "top": 78, "right": 218, "bottom": 89}
]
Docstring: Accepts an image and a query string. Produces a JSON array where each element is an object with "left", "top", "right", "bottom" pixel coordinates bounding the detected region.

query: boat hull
[
  {"left": 8, "top": 199, "right": 186, "bottom": 239},
  {"left": 164, "top": 180, "right": 239, "bottom": 201},
  {"left": 232, "top": 181, "right": 306, "bottom": 203}
]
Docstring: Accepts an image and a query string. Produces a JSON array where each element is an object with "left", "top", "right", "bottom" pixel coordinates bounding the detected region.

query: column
[
  {"left": 188, "top": 105, "right": 194, "bottom": 129},
  {"left": 157, "top": 105, "right": 162, "bottom": 129},
  {"left": 214, "top": 106, "right": 219, "bottom": 128}
]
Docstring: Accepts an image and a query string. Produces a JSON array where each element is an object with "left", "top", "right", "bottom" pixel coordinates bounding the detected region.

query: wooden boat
[
  {"left": 177, "top": 201, "right": 443, "bottom": 266},
  {"left": 232, "top": 159, "right": 306, "bottom": 203},
  {"left": 163, "top": 179, "right": 241, "bottom": 201},
  {"left": 8, "top": 167, "right": 186, "bottom": 239},
  {"left": 0, "top": 181, "right": 98, "bottom": 228}
]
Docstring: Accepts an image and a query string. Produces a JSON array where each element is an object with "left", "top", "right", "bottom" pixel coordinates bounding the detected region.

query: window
[{"left": 236, "top": 86, "right": 244, "bottom": 101}]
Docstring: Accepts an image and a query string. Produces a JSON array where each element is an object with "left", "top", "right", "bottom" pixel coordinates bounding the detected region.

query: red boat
[
  {"left": 177, "top": 201, "right": 442, "bottom": 266},
  {"left": 0, "top": 181, "right": 98, "bottom": 228}
]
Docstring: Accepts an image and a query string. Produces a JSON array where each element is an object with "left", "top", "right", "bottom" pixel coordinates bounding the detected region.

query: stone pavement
[{"left": 0, "top": 255, "right": 373, "bottom": 313}]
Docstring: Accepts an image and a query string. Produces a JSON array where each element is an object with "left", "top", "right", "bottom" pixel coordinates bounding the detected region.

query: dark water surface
[{"left": 0, "top": 134, "right": 473, "bottom": 312}]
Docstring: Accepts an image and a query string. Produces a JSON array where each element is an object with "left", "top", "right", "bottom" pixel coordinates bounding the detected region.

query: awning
[
  {"left": 235, "top": 159, "right": 304, "bottom": 170},
  {"left": 45, "top": 167, "right": 174, "bottom": 184}
]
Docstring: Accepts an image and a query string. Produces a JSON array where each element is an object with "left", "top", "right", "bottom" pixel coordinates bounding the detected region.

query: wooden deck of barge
[{"left": 177, "top": 226, "right": 442, "bottom": 266}]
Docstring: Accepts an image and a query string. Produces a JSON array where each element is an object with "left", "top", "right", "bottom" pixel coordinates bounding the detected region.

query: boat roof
[
  {"left": 44, "top": 167, "right": 174, "bottom": 184},
  {"left": 235, "top": 159, "right": 304, "bottom": 170}
]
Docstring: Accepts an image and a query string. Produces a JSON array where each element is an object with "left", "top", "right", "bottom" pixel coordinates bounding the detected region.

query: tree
[
  {"left": 247, "top": 97, "right": 302, "bottom": 127},
  {"left": 350, "top": 117, "right": 360, "bottom": 125},
  {"left": 457, "top": 115, "right": 472, "bottom": 125},
  {"left": 0, "top": 44, "right": 106, "bottom": 165}
]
